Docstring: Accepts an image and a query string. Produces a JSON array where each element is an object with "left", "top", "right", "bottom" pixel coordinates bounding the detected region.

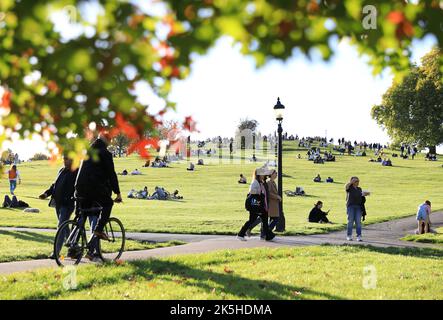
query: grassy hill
[{"left": 0, "top": 141, "right": 442, "bottom": 235}]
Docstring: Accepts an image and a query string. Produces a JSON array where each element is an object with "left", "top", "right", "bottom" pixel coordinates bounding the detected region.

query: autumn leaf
[
  {"left": 183, "top": 116, "right": 198, "bottom": 132},
  {"left": 127, "top": 138, "right": 159, "bottom": 159},
  {"left": 387, "top": 11, "right": 414, "bottom": 39},
  {"left": 223, "top": 266, "right": 234, "bottom": 274},
  {"left": 0, "top": 89, "right": 11, "bottom": 109},
  {"left": 115, "top": 259, "right": 125, "bottom": 266},
  {"left": 115, "top": 112, "right": 140, "bottom": 140}
]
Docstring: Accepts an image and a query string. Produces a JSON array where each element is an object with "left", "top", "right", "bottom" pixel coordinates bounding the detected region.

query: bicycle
[{"left": 53, "top": 197, "right": 125, "bottom": 267}]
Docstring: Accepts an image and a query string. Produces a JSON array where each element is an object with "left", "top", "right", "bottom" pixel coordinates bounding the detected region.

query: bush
[{"left": 30, "top": 153, "right": 49, "bottom": 161}]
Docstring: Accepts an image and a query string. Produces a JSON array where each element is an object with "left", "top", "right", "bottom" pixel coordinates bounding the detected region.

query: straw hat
[{"left": 256, "top": 165, "right": 273, "bottom": 176}]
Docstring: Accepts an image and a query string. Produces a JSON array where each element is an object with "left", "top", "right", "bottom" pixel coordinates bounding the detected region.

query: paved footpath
[{"left": 0, "top": 212, "right": 442, "bottom": 276}]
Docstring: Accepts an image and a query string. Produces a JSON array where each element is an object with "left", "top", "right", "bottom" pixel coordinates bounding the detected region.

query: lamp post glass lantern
[
  {"left": 274, "top": 97, "right": 285, "bottom": 121},
  {"left": 273, "top": 97, "right": 286, "bottom": 232}
]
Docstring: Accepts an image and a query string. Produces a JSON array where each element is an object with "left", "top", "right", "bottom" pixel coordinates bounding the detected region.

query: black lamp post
[{"left": 274, "top": 97, "right": 286, "bottom": 232}]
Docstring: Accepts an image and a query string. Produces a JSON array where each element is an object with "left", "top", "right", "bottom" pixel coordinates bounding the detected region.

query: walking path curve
[{"left": 0, "top": 212, "right": 441, "bottom": 276}]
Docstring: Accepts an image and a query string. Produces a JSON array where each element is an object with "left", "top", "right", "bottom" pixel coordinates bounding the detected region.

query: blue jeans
[
  {"left": 9, "top": 180, "right": 17, "bottom": 194},
  {"left": 54, "top": 206, "right": 75, "bottom": 254},
  {"left": 347, "top": 205, "right": 362, "bottom": 237}
]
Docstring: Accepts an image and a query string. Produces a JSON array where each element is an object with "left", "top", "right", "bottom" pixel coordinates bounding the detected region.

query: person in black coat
[
  {"left": 308, "top": 201, "right": 330, "bottom": 223},
  {"left": 40, "top": 155, "right": 78, "bottom": 259},
  {"left": 75, "top": 134, "right": 122, "bottom": 241}
]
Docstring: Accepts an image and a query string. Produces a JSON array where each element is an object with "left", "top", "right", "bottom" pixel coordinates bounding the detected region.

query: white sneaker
[
  {"left": 237, "top": 236, "right": 247, "bottom": 241},
  {"left": 346, "top": 236, "right": 353, "bottom": 241},
  {"left": 356, "top": 236, "right": 362, "bottom": 242}
]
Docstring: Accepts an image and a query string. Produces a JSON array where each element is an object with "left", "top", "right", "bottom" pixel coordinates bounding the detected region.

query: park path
[{"left": 0, "top": 212, "right": 442, "bottom": 276}]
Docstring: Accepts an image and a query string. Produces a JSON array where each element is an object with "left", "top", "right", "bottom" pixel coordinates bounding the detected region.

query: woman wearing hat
[{"left": 237, "top": 166, "right": 275, "bottom": 241}]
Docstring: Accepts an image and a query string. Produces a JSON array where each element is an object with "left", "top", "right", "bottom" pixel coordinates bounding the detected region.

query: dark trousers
[
  {"left": 75, "top": 186, "right": 114, "bottom": 234},
  {"left": 269, "top": 217, "right": 279, "bottom": 231},
  {"left": 239, "top": 212, "right": 271, "bottom": 238},
  {"left": 96, "top": 201, "right": 113, "bottom": 233}
]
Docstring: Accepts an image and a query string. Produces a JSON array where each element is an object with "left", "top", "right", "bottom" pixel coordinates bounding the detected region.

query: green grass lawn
[
  {"left": 0, "top": 230, "right": 184, "bottom": 263},
  {"left": 1, "top": 245, "right": 442, "bottom": 300},
  {"left": 0, "top": 141, "right": 442, "bottom": 235},
  {"left": 402, "top": 227, "right": 443, "bottom": 245}
]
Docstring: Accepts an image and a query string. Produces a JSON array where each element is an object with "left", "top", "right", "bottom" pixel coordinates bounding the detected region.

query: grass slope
[
  {"left": 1, "top": 245, "right": 442, "bottom": 300},
  {"left": 0, "top": 142, "right": 442, "bottom": 235},
  {"left": 402, "top": 227, "right": 443, "bottom": 245}
]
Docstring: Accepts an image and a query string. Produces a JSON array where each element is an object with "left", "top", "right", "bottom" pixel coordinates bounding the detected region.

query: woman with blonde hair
[{"left": 345, "top": 176, "right": 369, "bottom": 241}]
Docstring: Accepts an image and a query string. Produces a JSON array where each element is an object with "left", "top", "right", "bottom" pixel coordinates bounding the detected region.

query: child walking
[{"left": 416, "top": 200, "right": 431, "bottom": 234}]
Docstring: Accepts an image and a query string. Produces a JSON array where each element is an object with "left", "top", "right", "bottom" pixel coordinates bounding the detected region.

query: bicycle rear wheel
[
  {"left": 54, "top": 220, "right": 86, "bottom": 267},
  {"left": 98, "top": 217, "right": 125, "bottom": 262}
]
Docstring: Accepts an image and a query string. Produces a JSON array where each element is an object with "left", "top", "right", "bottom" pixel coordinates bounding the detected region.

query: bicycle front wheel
[
  {"left": 98, "top": 217, "right": 125, "bottom": 262},
  {"left": 54, "top": 220, "right": 86, "bottom": 267}
]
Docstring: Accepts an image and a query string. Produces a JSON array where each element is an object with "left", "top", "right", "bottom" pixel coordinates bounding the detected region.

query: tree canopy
[
  {"left": 0, "top": 0, "right": 442, "bottom": 159},
  {"left": 238, "top": 118, "right": 259, "bottom": 132},
  {"left": 371, "top": 48, "right": 443, "bottom": 151}
]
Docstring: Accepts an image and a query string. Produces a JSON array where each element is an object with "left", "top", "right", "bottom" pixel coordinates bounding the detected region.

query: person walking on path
[
  {"left": 237, "top": 167, "right": 275, "bottom": 241},
  {"left": 8, "top": 165, "right": 21, "bottom": 195},
  {"left": 345, "top": 176, "right": 369, "bottom": 241},
  {"left": 245, "top": 169, "right": 281, "bottom": 237},
  {"left": 416, "top": 200, "right": 431, "bottom": 234},
  {"left": 39, "top": 155, "right": 78, "bottom": 259},
  {"left": 266, "top": 169, "right": 281, "bottom": 232},
  {"left": 75, "top": 133, "right": 122, "bottom": 240}
]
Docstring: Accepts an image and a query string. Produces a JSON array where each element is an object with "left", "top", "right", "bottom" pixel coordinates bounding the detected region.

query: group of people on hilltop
[{"left": 400, "top": 144, "right": 418, "bottom": 159}]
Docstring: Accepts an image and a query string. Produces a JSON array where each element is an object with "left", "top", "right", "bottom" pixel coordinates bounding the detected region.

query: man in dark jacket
[
  {"left": 75, "top": 134, "right": 122, "bottom": 241},
  {"left": 39, "top": 155, "right": 78, "bottom": 259}
]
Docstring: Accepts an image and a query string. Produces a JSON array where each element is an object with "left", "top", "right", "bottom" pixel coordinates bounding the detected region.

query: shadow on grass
[
  {"left": 333, "top": 244, "right": 443, "bottom": 259},
  {"left": 0, "top": 230, "right": 53, "bottom": 244},
  {"left": 22, "top": 258, "right": 347, "bottom": 300}
]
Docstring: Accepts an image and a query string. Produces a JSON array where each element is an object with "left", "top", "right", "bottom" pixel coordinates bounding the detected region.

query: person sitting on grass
[
  {"left": 416, "top": 200, "right": 431, "bottom": 234},
  {"left": 169, "top": 190, "right": 183, "bottom": 200},
  {"left": 238, "top": 174, "right": 247, "bottom": 184},
  {"left": 326, "top": 177, "right": 334, "bottom": 183},
  {"left": 381, "top": 158, "right": 392, "bottom": 166},
  {"left": 149, "top": 186, "right": 168, "bottom": 200},
  {"left": 187, "top": 162, "right": 195, "bottom": 171},
  {"left": 197, "top": 159, "right": 204, "bottom": 165},
  {"left": 313, "top": 174, "right": 321, "bottom": 183},
  {"left": 140, "top": 186, "right": 149, "bottom": 199},
  {"left": 308, "top": 201, "right": 331, "bottom": 223},
  {"left": 119, "top": 169, "right": 128, "bottom": 176},
  {"left": 131, "top": 168, "right": 142, "bottom": 175},
  {"left": 143, "top": 160, "right": 150, "bottom": 167}
]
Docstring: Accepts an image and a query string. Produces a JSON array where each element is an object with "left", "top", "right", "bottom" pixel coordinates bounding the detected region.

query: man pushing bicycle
[{"left": 75, "top": 132, "right": 122, "bottom": 259}]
